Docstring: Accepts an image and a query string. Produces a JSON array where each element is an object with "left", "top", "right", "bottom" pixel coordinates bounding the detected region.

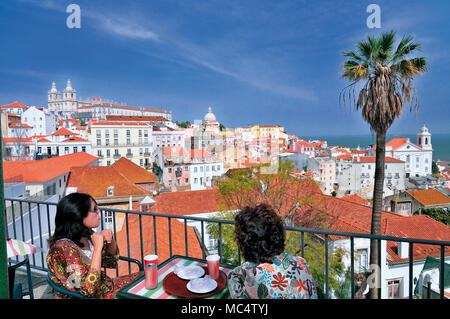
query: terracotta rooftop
[
  {"left": 3, "top": 152, "right": 98, "bottom": 183},
  {"left": 294, "top": 194, "right": 450, "bottom": 263},
  {"left": 406, "top": 189, "right": 450, "bottom": 206},
  {"left": 111, "top": 157, "right": 157, "bottom": 185},
  {"left": 52, "top": 127, "right": 78, "bottom": 136},
  {"left": 112, "top": 212, "right": 203, "bottom": 276},
  {"left": 67, "top": 160, "right": 154, "bottom": 198}
]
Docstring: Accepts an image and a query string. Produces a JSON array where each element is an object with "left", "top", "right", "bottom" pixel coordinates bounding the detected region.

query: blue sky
[{"left": 0, "top": 0, "right": 449, "bottom": 136}]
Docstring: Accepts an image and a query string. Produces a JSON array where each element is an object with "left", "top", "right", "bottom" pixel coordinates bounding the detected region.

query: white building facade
[{"left": 335, "top": 156, "right": 406, "bottom": 199}]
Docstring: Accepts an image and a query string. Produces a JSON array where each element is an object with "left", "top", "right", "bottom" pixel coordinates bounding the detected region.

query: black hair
[
  {"left": 234, "top": 203, "right": 285, "bottom": 264},
  {"left": 48, "top": 192, "right": 96, "bottom": 248}
]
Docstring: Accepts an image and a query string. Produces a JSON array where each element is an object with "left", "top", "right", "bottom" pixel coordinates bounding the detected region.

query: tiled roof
[
  {"left": 3, "top": 137, "right": 33, "bottom": 143},
  {"left": 386, "top": 138, "right": 408, "bottom": 150},
  {"left": 93, "top": 103, "right": 169, "bottom": 114},
  {"left": 296, "top": 140, "right": 314, "bottom": 148},
  {"left": 112, "top": 212, "right": 203, "bottom": 276},
  {"left": 92, "top": 122, "right": 150, "bottom": 126},
  {"left": 294, "top": 194, "right": 450, "bottom": 263},
  {"left": 163, "top": 146, "right": 189, "bottom": 157},
  {"left": 106, "top": 115, "right": 169, "bottom": 122},
  {"left": 67, "top": 164, "right": 152, "bottom": 198},
  {"left": 190, "top": 149, "right": 215, "bottom": 159},
  {"left": 352, "top": 156, "right": 404, "bottom": 163},
  {"left": 52, "top": 127, "right": 78, "bottom": 136},
  {"left": 3, "top": 152, "right": 98, "bottom": 183},
  {"left": 2, "top": 102, "right": 29, "bottom": 109},
  {"left": 8, "top": 120, "right": 32, "bottom": 128},
  {"left": 150, "top": 189, "right": 229, "bottom": 215},
  {"left": 341, "top": 194, "right": 372, "bottom": 206},
  {"left": 111, "top": 157, "right": 157, "bottom": 185},
  {"left": 406, "top": 189, "right": 450, "bottom": 206},
  {"left": 61, "top": 136, "right": 89, "bottom": 142},
  {"left": 385, "top": 214, "right": 450, "bottom": 263}
]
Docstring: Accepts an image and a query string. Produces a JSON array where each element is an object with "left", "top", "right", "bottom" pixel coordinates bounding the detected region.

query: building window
[
  {"left": 355, "top": 249, "right": 368, "bottom": 273},
  {"left": 387, "top": 279, "right": 401, "bottom": 299}
]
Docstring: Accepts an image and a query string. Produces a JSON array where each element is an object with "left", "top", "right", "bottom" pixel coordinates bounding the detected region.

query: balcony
[{"left": 4, "top": 197, "right": 450, "bottom": 299}]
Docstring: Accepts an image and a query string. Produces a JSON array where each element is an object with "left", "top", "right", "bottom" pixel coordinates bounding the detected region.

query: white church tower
[
  {"left": 417, "top": 125, "right": 432, "bottom": 151},
  {"left": 48, "top": 80, "right": 78, "bottom": 117},
  {"left": 62, "top": 80, "right": 77, "bottom": 113}
]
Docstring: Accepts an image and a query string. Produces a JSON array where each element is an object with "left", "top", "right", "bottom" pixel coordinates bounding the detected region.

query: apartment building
[
  {"left": 91, "top": 121, "right": 153, "bottom": 168},
  {"left": 190, "top": 149, "right": 224, "bottom": 191},
  {"left": 314, "top": 156, "right": 336, "bottom": 195},
  {"left": 335, "top": 156, "right": 406, "bottom": 199}
]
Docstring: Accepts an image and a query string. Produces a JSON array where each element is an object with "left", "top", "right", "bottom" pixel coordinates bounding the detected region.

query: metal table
[{"left": 117, "top": 255, "right": 234, "bottom": 299}]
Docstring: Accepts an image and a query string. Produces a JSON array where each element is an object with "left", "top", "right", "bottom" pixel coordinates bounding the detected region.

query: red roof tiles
[{"left": 3, "top": 152, "right": 98, "bottom": 183}]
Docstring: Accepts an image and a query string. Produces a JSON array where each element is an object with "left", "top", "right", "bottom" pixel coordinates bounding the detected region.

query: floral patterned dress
[
  {"left": 227, "top": 253, "right": 318, "bottom": 299},
  {"left": 46, "top": 238, "right": 141, "bottom": 299}
]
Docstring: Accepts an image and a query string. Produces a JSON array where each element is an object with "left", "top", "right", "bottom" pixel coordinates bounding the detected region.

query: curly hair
[
  {"left": 234, "top": 203, "right": 285, "bottom": 264},
  {"left": 47, "top": 192, "right": 96, "bottom": 248}
]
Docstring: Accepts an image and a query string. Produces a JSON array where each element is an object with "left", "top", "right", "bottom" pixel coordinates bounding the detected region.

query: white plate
[
  {"left": 175, "top": 265, "right": 205, "bottom": 280},
  {"left": 187, "top": 276, "right": 218, "bottom": 294}
]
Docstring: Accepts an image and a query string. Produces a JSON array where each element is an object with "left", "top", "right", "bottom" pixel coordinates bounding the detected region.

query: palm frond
[
  {"left": 342, "top": 60, "right": 368, "bottom": 81},
  {"left": 392, "top": 34, "right": 421, "bottom": 62},
  {"left": 377, "top": 30, "right": 395, "bottom": 63},
  {"left": 410, "top": 57, "right": 429, "bottom": 72},
  {"left": 341, "top": 50, "right": 364, "bottom": 63}
]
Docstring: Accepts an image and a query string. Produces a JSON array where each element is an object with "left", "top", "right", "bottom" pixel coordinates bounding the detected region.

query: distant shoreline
[{"left": 299, "top": 133, "right": 450, "bottom": 162}]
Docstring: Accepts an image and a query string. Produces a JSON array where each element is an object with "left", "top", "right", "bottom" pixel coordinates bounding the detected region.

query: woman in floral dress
[
  {"left": 46, "top": 192, "right": 141, "bottom": 299},
  {"left": 228, "top": 203, "right": 318, "bottom": 299}
]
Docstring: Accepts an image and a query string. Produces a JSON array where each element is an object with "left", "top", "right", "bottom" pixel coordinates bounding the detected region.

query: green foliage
[{"left": 432, "top": 161, "right": 440, "bottom": 174}]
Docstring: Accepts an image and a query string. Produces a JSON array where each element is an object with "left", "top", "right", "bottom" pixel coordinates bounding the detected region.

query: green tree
[
  {"left": 341, "top": 31, "right": 428, "bottom": 298},
  {"left": 432, "top": 161, "right": 440, "bottom": 174}
]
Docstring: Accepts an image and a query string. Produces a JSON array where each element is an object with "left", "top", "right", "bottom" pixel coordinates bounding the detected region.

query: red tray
[{"left": 162, "top": 266, "right": 228, "bottom": 298}]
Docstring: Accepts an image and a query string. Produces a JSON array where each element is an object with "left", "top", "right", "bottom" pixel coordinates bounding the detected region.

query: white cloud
[{"left": 96, "top": 16, "right": 159, "bottom": 41}]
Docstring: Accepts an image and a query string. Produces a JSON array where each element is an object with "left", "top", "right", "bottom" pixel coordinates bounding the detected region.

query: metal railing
[{"left": 4, "top": 197, "right": 450, "bottom": 299}]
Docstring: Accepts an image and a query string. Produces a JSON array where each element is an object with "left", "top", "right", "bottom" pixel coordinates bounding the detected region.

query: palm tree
[{"left": 340, "top": 31, "right": 428, "bottom": 299}]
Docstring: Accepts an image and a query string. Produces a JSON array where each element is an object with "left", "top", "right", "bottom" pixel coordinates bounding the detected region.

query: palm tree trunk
[{"left": 368, "top": 130, "right": 386, "bottom": 299}]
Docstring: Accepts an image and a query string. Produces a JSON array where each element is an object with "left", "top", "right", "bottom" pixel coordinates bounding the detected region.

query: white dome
[
  {"left": 64, "top": 80, "right": 74, "bottom": 92},
  {"left": 50, "top": 81, "right": 57, "bottom": 93},
  {"left": 419, "top": 125, "right": 430, "bottom": 134},
  {"left": 203, "top": 106, "right": 217, "bottom": 123}
]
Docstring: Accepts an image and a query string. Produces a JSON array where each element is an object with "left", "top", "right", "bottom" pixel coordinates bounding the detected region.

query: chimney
[{"left": 398, "top": 239, "right": 409, "bottom": 259}]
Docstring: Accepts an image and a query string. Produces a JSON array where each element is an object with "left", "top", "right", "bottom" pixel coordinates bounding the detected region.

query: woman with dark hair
[
  {"left": 228, "top": 203, "right": 318, "bottom": 299},
  {"left": 46, "top": 192, "right": 140, "bottom": 299}
]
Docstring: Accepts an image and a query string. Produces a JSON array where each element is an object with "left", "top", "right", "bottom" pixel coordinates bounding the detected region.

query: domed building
[{"left": 203, "top": 106, "right": 220, "bottom": 133}]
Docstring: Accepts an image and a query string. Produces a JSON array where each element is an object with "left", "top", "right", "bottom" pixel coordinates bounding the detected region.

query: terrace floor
[{"left": 13, "top": 269, "right": 55, "bottom": 299}]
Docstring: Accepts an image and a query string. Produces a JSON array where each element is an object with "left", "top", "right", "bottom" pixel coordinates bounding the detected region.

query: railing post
[
  {"left": 377, "top": 239, "right": 381, "bottom": 299},
  {"left": 409, "top": 242, "right": 414, "bottom": 299},
  {"left": 350, "top": 237, "right": 354, "bottom": 299},
  {"left": 0, "top": 133, "right": 10, "bottom": 298},
  {"left": 325, "top": 234, "right": 329, "bottom": 299},
  {"left": 440, "top": 245, "right": 445, "bottom": 300}
]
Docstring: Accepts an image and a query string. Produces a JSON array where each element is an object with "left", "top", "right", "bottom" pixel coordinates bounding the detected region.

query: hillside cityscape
[{"left": 1, "top": 0, "right": 449, "bottom": 302}]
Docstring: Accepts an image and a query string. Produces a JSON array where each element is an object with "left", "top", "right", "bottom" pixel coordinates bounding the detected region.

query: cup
[
  {"left": 144, "top": 254, "right": 158, "bottom": 266},
  {"left": 144, "top": 263, "right": 158, "bottom": 289},
  {"left": 206, "top": 254, "right": 220, "bottom": 280}
]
